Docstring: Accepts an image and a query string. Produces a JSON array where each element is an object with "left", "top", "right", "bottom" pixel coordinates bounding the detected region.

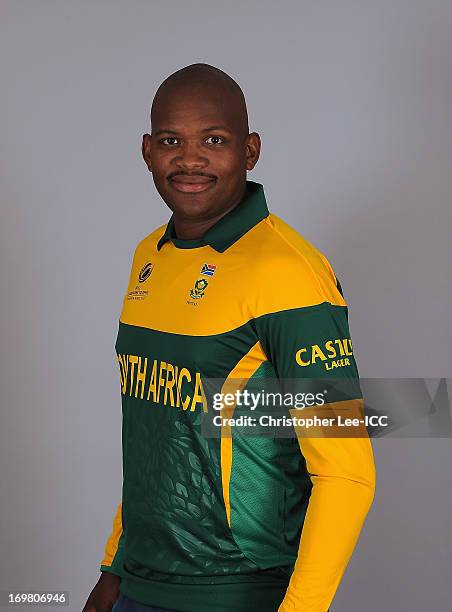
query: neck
[{"left": 173, "top": 182, "right": 247, "bottom": 240}]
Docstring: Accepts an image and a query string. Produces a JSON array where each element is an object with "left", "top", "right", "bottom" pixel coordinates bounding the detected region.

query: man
[{"left": 83, "top": 63, "right": 376, "bottom": 612}]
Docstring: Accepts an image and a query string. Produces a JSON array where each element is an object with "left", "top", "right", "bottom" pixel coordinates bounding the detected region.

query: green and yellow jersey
[{"left": 100, "top": 181, "right": 376, "bottom": 612}]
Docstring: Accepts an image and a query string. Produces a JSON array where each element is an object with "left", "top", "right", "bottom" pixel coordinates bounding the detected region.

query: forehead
[{"left": 152, "top": 84, "right": 241, "bottom": 134}]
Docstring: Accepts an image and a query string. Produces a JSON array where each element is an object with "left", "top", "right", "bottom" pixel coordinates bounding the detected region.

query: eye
[
  {"left": 205, "top": 136, "right": 225, "bottom": 145},
  {"left": 160, "top": 137, "right": 180, "bottom": 145}
]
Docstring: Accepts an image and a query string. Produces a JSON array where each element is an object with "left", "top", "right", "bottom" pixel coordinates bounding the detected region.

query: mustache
[{"left": 167, "top": 171, "right": 217, "bottom": 180}]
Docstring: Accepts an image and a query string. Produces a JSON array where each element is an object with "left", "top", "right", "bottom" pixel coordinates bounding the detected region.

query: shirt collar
[{"left": 156, "top": 180, "right": 269, "bottom": 253}]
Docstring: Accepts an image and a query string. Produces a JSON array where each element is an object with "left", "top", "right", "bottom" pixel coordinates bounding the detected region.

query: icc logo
[{"left": 138, "top": 262, "right": 153, "bottom": 283}]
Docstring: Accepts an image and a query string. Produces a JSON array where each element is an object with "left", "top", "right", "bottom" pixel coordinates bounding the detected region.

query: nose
[{"left": 174, "top": 141, "right": 208, "bottom": 171}]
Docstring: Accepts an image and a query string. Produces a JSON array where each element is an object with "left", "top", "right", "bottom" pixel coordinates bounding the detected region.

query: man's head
[{"left": 142, "top": 63, "right": 260, "bottom": 223}]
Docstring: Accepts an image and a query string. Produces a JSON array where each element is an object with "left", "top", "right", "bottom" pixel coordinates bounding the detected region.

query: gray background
[{"left": 1, "top": 1, "right": 451, "bottom": 610}]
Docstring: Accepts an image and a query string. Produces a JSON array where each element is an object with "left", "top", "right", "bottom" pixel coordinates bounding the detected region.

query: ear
[
  {"left": 142, "top": 134, "right": 152, "bottom": 172},
  {"left": 245, "top": 132, "right": 261, "bottom": 171}
]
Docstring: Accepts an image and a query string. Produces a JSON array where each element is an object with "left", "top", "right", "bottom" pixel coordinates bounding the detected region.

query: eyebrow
[
  {"left": 153, "top": 125, "right": 232, "bottom": 137},
  {"left": 201, "top": 125, "right": 232, "bottom": 132}
]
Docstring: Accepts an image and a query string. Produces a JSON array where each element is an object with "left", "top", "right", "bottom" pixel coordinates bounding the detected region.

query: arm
[
  {"left": 81, "top": 504, "right": 124, "bottom": 611},
  {"left": 100, "top": 502, "right": 125, "bottom": 577},
  {"left": 83, "top": 240, "right": 139, "bottom": 610},
  {"left": 256, "top": 290, "right": 376, "bottom": 612},
  {"left": 279, "top": 428, "right": 375, "bottom": 611}
]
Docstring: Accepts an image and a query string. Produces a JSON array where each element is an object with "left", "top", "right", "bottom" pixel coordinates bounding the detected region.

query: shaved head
[{"left": 151, "top": 63, "right": 249, "bottom": 141}]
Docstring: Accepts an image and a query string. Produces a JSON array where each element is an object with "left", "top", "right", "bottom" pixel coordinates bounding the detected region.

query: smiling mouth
[{"left": 169, "top": 176, "right": 216, "bottom": 193}]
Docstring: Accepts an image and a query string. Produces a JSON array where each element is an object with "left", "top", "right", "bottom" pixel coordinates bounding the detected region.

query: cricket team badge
[
  {"left": 187, "top": 263, "right": 217, "bottom": 305},
  {"left": 189, "top": 278, "right": 209, "bottom": 300}
]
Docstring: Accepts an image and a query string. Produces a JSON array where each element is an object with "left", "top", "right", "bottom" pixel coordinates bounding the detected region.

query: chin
[
  {"left": 173, "top": 199, "right": 214, "bottom": 219},
  {"left": 164, "top": 187, "right": 219, "bottom": 214}
]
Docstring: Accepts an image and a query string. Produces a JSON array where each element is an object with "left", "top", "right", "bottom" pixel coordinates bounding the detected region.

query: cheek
[
  {"left": 214, "top": 150, "right": 244, "bottom": 172},
  {"left": 150, "top": 147, "right": 175, "bottom": 167},
  {"left": 150, "top": 151, "right": 167, "bottom": 168}
]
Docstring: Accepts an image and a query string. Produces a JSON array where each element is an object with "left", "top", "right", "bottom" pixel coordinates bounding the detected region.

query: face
[{"left": 142, "top": 84, "right": 260, "bottom": 221}]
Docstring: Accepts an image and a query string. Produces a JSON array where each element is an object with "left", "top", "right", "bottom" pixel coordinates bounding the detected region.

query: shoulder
[
  {"left": 130, "top": 223, "right": 167, "bottom": 259},
  {"left": 246, "top": 213, "right": 346, "bottom": 314}
]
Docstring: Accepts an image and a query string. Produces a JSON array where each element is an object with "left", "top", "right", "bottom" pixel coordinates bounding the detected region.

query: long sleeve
[
  {"left": 100, "top": 502, "right": 126, "bottom": 578},
  {"left": 255, "top": 278, "right": 376, "bottom": 612},
  {"left": 278, "top": 429, "right": 375, "bottom": 611},
  {"left": 99, "top": 246, "right": 137, "bottom": 578}
]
